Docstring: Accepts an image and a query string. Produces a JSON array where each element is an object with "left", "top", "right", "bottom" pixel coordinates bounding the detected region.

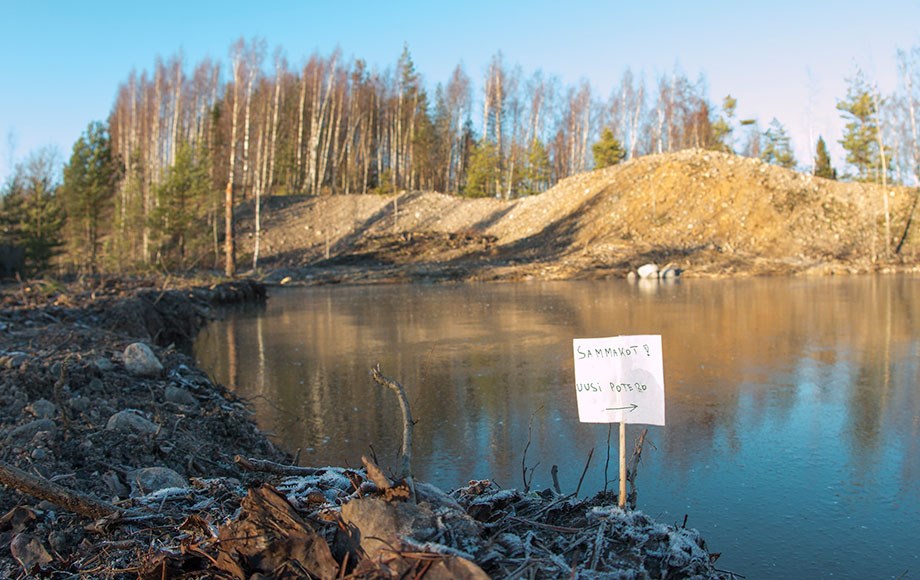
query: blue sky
[{"left": 2, "top": 0, "right": 920, "bottom": 185}]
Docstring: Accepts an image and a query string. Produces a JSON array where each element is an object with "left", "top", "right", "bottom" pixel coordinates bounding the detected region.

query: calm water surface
[{"left": 194, "top": 276, "right": 920, "bottom": 579}]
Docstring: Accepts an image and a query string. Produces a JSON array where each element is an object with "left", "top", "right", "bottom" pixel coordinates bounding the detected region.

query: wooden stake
[{"left": 619, "top": 421, "right": 627, "bottom": 508}]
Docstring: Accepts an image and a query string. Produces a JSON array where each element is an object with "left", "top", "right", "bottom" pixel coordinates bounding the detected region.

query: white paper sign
[{"left": 573, "top": 335, "right": 665, "bottom": 425}]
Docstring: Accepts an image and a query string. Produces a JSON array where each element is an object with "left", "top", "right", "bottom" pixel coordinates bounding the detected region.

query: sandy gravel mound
[{"left": 234, "top": 149, "right": 918, "bottom": 282}]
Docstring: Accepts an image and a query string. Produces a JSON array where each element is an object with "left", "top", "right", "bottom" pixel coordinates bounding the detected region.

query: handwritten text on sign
[{"left": 573, "top": 335, "right": 665, "bottom": 425}]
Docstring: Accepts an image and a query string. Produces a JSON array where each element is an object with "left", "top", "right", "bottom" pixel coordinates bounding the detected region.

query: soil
[
  {"left": 233, "top": 149, "right": 920, "bottom": 285},
  {"left": 0, "top": 278, "right": 732, "bottom": 578}
]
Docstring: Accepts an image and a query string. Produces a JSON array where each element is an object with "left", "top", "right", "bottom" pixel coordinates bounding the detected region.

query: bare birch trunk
[
  {"left": 295, "top": 66, "right": 308, "bottom": 192},
  {"left": 241, "top": 61, "right": 256, "bottom": 204},
  {"left": 169, "top": 56, "right": 182, "bottom": 167},
  {"left": 896, "top": 56, "right": 920, "bottom": 254},
  {"left": 873, "top": 90, "right": 891, "bottom": 257},
  {"left": 629, "top": 83, "right": 643, "bottom": 159},
  {"left": 225, "top": 45, "right": 243, "bottom": 277}
]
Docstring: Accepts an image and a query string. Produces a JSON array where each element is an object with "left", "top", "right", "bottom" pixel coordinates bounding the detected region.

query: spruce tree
[
  {"left": 592, "top": 127, "right": 626, "bottom": 169},
  {"left": 0, "top": 149, "right": 65, "bottom": 273},
  {"left": 813, "top": 136, "right": 836, "bottom": 179}
]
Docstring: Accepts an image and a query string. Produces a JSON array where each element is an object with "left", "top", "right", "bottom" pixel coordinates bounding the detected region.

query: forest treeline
[{"left": 3, "top": 39, "right": 920, "bottom": 276}]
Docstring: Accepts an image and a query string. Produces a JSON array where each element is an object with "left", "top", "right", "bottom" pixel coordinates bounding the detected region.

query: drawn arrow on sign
[{"left": 606, "top": 404, "right": 639, "bottom": 412}]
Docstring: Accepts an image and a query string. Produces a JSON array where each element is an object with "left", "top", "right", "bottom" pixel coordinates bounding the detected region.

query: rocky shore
[{"left": 0, "top": 277, "right": 732, "bottom": 578}]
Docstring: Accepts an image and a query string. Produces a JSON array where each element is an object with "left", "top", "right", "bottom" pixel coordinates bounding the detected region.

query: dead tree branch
[
  {"left": 371, "top": 364, "right": 415, "bottom": 501},
  {"left": 626, "top": 428, "right": 649, "bottom": 509},
  {"left": 234, "top": 455, "right": 323, "bottom": 476},
  {"left": 0, "top": 459, "right": 121, "bottom": 520}
]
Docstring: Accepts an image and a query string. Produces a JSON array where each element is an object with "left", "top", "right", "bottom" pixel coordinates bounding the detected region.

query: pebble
[
  {"left": 68, "top": 396, "right": 89, "bottom": 413},
  {"left": 86, "top": 377, "right": 104, "bottom": 393},
  {"left": 105, "top": 409, "right": 159, "bottom": 435},
  {"left": 103, "top": 470, "right": 130, "bottom": 499},
  {"left": 164, "top": 385, "right": 199, "bottom": 408},
  {"left": 93, "top": 356, "right": 116, "bottom": 372},
  {"left": 5, "top": 419, "right": 56, "bottom": 445},
  {"left": 26, "top": 399, "right": 57, "bottom": 419},
  {"left": 637, "top": 263, "right": 659, "bottom": 279},
  {"left": 127, "top": 466, "right": 188, "bottom": 497},
  {"left": 123, "top": 342, "right": 163, "bottom": 377}
]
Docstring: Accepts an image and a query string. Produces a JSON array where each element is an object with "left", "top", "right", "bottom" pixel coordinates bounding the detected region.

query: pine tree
[
  {"left": 520, "top": 139, "right": 551, "bottom": 195},
  {"left": 813, "top": 136, "right": 836, "bottom": 179},
  {"left": 463, "top": 140, "right": 500, "bottom": 198},
  {"left": 62, "top": 122, "right": 119, "bottom": 272},
  {"left": 711, "top": 94, "right": 737, "bottom": 153},
  {"left": 151, "top": 143, "right": 211, "bottom": 268},
  {"left": 837, "top": 72, "right": 882, "bottom": 181},
  {"left": 761, "top": 118, "right": 796, "bottom": 168},
  {"left": 592, "top": 127, "right": 626, "bottom": 169}
]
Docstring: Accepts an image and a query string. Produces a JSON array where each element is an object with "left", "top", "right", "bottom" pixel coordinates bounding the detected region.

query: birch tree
[
  {"left": 895, "top": 46, "right": 920, "bottom": 252},
  {"left": 224, "top": 39, "right": 244, "bottom": 276}
]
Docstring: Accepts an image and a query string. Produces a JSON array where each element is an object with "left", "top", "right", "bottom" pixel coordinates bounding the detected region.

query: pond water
[{"left": 194, "top": 276, "right": 920, "bottom": 579}]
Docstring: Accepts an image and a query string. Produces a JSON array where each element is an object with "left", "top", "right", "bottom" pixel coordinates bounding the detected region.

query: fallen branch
[
  {"left": 234, "top": 455, "right": 323, "bottom": 477},
  {"left": 370, "top": 365, "right": 416, "bottom": 502},
  {"left": 0, "top": 459, "right": 121, "bottom": 520}
]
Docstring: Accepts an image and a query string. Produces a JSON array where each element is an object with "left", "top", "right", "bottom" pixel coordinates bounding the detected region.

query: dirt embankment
[{"left": 233, "top": 149, "right": 919, "bottom": 284}]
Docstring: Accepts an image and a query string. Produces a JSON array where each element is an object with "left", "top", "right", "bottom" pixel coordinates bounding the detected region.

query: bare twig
[
  {"left": 0, "top": 459, "right": 121, "bottom": 520},
  {"left": 603, "top": 423, "right": 612, "bottom": 494},
  {"left": 521, "top": 406, "right": 543, "bottom": 493},
  {"left": 550, "top": 465, "right": 561, "bottom": 495},
  {"left": 574, "top": 447, "right": 594, "bottom": 498},
  {"left": 233, "top": 455, "right": 323, "bottom": 476},
  {"left": 370, "top": 364, "right": 415, "bottom": 502}
]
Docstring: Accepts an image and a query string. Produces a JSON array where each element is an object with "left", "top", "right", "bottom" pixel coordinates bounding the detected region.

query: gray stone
[
  {"left": 123, "top": 342, "right": 163, "bottom": 377},
  {"left": 26, "top": 399, "right": 57, "bottom": 419},
  {"left": 164, "top": 385, "right": 198, "bottom": 407},
  {"left": 105, "top": 409, "right": 159, "bottom": 435},
  {"left": 127, "top": 467, "right": 188, "bottom": 497},
  {"left": 10, "top": 533, "right": 53, "bottom": 571},
  {"left": 67, "top": 396, "right": 89, "bottom": 413},
  {"left": 5, "top": 419, "right": 56, "bottom": 445},
  {"left": 637, "top": 263, "right": 660, "bottom": 279},
  {"left": 93, "top": 356, "right": 116, "bottom": 372},
  {"left": 103, "top": 471, "right": 130, "bottom": 499},
  {"left": 1, "top": 351, "right": 27, "bottom": 369}
]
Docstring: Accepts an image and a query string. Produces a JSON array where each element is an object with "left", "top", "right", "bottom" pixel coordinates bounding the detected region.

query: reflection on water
[{"left": 195, "top": 276, "right": 920, "bottom": 579}]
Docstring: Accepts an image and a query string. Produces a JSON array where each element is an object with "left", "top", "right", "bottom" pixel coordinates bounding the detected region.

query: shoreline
[{"left": 1, "top": 275, "right": 735, "bottom": 577}]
